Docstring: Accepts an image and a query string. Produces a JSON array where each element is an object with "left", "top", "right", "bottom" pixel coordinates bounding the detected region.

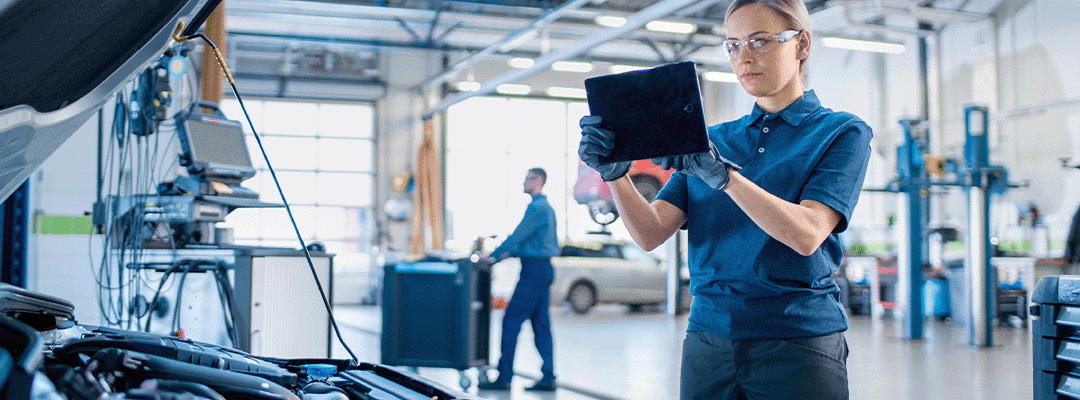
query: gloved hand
[
  {"left": 578, "top": 116, "right": 631, "bottom": 182},
  {"left": 652, "top": 142, "right": 741, "bottom": 190}
]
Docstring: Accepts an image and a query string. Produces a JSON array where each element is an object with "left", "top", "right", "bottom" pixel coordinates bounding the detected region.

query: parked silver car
[{"left": 491, "top": 240, "right": 691, "bottom": 314}]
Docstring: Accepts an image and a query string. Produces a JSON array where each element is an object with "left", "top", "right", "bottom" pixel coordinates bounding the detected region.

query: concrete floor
[{"left": 330, "top": 304, "right": 1032, "bottom": 400}]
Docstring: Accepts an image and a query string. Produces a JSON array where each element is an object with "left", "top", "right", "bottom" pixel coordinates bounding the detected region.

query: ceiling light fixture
[
  {"left": 703, "top": 71, "right": 739, "bottom": 83},
  {"left": 610, "top": 64, "right": 648, "bottom": 74},
  {"left": 457, "top": 81, "right": 481, "bottom": 91},
  {"left": 547, "top": 87, "right": 587, "bottom": 99},
  {"left": 552, "top": 61, "right": 594, "bottom": 73},
  {"left": 595, "top": 16, "right": 626, "bottom": 27},
  {"left": 508, "top": 57, "right": 535, "bottom": 69},
  {"left": 820, "top": 37, "right": 906, "bottom": 54},
  {"left": 645, "top": 20, "right": 696, "bottom": 34},
  {"left": 496, "top": 84, "right": 531, "bottom": 95}
]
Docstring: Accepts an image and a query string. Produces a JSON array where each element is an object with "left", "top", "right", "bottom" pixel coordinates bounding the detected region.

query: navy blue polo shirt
[{"left": 655, "top": 90, "right": 872, "bottom": 340}]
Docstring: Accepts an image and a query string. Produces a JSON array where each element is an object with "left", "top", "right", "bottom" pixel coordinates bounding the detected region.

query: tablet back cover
[{"left": 585, "top": 61, "right": 709, "bottom": 163}]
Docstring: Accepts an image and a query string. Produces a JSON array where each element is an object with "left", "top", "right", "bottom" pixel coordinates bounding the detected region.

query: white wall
[{"left": 28, "top": 112, "right": 104, "bottom": 324}]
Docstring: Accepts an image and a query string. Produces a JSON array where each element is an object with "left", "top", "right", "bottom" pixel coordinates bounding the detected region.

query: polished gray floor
[{"left": 331, "top": 304, "right": 1032, "bottom": 400}]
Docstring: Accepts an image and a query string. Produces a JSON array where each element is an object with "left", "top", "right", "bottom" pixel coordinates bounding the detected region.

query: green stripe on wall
[{"left": 35, "top": 215, "right": 94, "bottom": 235}]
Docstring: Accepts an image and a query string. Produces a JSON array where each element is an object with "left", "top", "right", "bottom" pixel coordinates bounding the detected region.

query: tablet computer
[{"left": 584, "top": 61, "right": 710, "bottom": 163}]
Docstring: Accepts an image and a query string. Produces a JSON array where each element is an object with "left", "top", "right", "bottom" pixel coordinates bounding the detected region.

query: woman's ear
[{"left": 797, "top": 31, "right": 811, "bottom": 60}]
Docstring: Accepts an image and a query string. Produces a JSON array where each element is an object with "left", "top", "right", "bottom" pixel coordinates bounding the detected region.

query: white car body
[{"left": 490, "top": 240, "right": 689, "bottom": 314}]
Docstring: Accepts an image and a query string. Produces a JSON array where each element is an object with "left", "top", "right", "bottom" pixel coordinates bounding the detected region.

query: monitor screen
[{"left": 182, "top": 117, "right": 255, "bottom": 179}]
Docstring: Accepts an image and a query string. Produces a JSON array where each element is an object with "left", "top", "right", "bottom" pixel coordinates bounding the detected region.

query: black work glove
[
  {"left": 652, "top": 142, "right": 741, "bottom": 190},
  {"left": 578, "top": 116, "right": 631, "bottom": 182}
]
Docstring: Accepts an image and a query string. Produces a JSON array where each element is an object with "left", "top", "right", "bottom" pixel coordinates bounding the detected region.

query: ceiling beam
[
  {"left": 423, "top": 0, "right": 722, "bottom": 119},
  {"left": 419, "top": 0, "right": 603, "bottom": 89}
]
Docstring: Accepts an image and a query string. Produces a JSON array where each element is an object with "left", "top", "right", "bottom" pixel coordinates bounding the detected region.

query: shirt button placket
[{"left": 759, "top": 126, "right": 768, "bottom": 153}]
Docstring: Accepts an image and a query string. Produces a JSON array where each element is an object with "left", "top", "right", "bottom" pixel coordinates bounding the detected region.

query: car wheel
[
  {"left": 568, "top": 282, "right": 596, "bottom": 315},
  {"left": 631, "top": 175, "right": 662, "bottom": 203}
]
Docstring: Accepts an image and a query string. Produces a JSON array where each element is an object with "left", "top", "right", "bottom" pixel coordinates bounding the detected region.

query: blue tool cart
[{"left": 381, "top": 255, "right": 492, "bottom": 389}]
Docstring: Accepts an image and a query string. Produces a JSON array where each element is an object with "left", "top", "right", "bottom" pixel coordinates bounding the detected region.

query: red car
[{"left": 573, "top": 160, "right": 674, "bottom": 224}]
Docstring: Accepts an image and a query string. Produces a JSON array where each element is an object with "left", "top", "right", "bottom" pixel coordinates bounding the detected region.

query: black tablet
[{"left": 584, "top": 61, "right": 710, "bottom": 163}]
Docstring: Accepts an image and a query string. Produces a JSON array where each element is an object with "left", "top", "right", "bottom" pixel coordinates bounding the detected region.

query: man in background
[{"left": 479, "top": 168, "right": 558, "bottom": 392}]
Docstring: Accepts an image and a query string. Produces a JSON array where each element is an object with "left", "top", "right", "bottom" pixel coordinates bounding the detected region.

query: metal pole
[
  {"left": 899, "top": 119, "right": 924, "bottom": 340},
  {"left": 666, "top": 232, "right": 684, "bottom": 315},
  {"left": 964, "top": 105, "right": 993, "bottom": 347}
]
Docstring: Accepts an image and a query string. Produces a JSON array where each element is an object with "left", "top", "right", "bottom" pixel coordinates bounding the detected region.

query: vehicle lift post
[
  {"left": 890, "top": 106, "right": 1012, "bottom": 345},
  {"left": 964, "top": 105, "right": 994, "bottom": 347}
]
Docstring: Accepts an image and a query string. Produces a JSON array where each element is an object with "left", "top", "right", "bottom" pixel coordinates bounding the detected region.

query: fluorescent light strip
[
  {"left": 509, "top": 57, "right": 535, "bottom": 69},
  {"left": 457, "top": 81, "right": 481, "bottom": 91},
  {"left": 496, "top": 84, "right": 531, "bottom": 95},
  {"left": 547, "top": 87, "right": 587, "bottom": 99},
  {"left": 703, "top": 71, "right": 739, "bottom": 83},
  {"left": 595, "top": 15, "right": 626, "bottom": 27},
  {"left": 820, "top": 37, "right": 906, "bottom": 54},
  {"left": 645, "top": 20, "right": 696, "bottom": 34},
  {"left": 610, "top": 64, "right": 648, "bottom": 74},
  {"left": 552, "top": 61, "right": 594, "bottom": 73}
]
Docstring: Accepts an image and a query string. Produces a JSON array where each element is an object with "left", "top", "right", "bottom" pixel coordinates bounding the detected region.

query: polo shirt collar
[{"left": 748, "top": 89, "right": 821, "bottom": 127}]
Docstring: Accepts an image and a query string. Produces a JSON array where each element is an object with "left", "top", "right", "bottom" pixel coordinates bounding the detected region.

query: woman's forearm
[
  {"left": 723, "top": 171, "right": 840, "bottom": 256},
  {"left": 609, "top": 175, "right": 685, "bottom": 251}
]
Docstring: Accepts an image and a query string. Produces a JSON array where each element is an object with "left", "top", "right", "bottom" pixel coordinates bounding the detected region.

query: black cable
[
  {"left": 145, "top": 262, "right": 181, "bottom": 332},
  {"left": 184, "top": 32, "right": 359, "bottom": 364},
  {"left": 169, "top": 262, "right": 197, "bottom": 335},
  {"left": 95, "top": 95, "right": 121, "bottom": 325},
  {"left": 213, "top": 263, "right": 240, "bottom": 348}
]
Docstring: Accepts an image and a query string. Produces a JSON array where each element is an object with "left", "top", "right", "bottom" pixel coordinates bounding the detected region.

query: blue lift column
[
  {"left": 898, "top": 119, "right": 925, "bottom": 340},
  {"left": 964, "top": 105, "right": 994, "bottom": 347}
]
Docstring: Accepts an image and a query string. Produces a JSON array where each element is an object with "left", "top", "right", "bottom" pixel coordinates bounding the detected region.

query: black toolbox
[{"left": 1032, "top": 275, "right": 1080, "bottom": 399}]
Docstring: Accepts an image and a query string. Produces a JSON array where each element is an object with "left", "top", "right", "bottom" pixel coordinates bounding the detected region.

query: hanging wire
[{"left": 173, "top": 22, "right": 359, "bottom": 364}]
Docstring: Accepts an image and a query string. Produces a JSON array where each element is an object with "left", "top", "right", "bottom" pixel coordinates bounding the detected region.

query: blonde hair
[{"left": 725, "top": 0, "right": 812, "bottom": 80}]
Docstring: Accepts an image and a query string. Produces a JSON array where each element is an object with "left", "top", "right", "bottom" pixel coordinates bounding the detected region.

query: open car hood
[{"left": 0, "top": 0, "right": 215, "bottom": 202}]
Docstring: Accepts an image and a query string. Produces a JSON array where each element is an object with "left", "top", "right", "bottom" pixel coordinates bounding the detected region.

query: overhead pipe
[
  {"left": 868, "top": 0, "right": 987, "bottom": 24},
  {"left": 423, "top": 0, "right": 722, "bottom": 119},
  {"left": 841, "top": 1, "right": 937, "bottom": 37},
  {"left": 419, "top": 0, "right": 604, "bottom": 89},
  {"left": 842, "top": 0, "right": 987, "bottom": 37}
]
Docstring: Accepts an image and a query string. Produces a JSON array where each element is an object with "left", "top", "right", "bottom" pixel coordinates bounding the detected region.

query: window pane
[
  {"left": 319, "top": 103, "right": 373, "bottom": 138},
  {"left": 258, "top": 136, "right": 317, "bottom": 170},
  {"left": 447, "top": 96, "right": 604, "bottom": 252},
  {"left": 257, "top": 206, "right": 318, "bottom": 240},
  {"left": 505, "top": 98, "right": 568, "bottom": 157},
  {"left": 261, "top": 100, "right": 318, "bottom": 136},
  {"left": 220, "top": 99, "right": 375, "bottom": 275},
  {"left": 317, "top": 172, "right": 373, "bottom": 206},
  {"left": 315, "top": 206, "right": 347, "bottom": 240},
  {"left": 224, "top": 208, "right": 262, "bottom": 240},
  {"left": 260, "top": 170, "right": 318, "bottom": 205},
  {"left": 220, "top": 99, "right": 263, "bottom": 134},
  {"left": 566, "top": 101, "right": 589, "bottom": 156},
  {"left": 318, "top": 139, "right": 373, "bottom": 172},
  {"left": 447, "top": 97, "right": 512, "bottom": 152}
]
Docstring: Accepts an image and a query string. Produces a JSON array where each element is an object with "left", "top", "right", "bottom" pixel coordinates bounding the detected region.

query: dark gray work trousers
[{"left": 680, "top": 330, "right": 849, "bottom": 400}]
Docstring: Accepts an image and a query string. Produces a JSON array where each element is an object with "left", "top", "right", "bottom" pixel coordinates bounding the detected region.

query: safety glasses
[{"left": 722, "top": 30, "right": 802, "bottom": 58}]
